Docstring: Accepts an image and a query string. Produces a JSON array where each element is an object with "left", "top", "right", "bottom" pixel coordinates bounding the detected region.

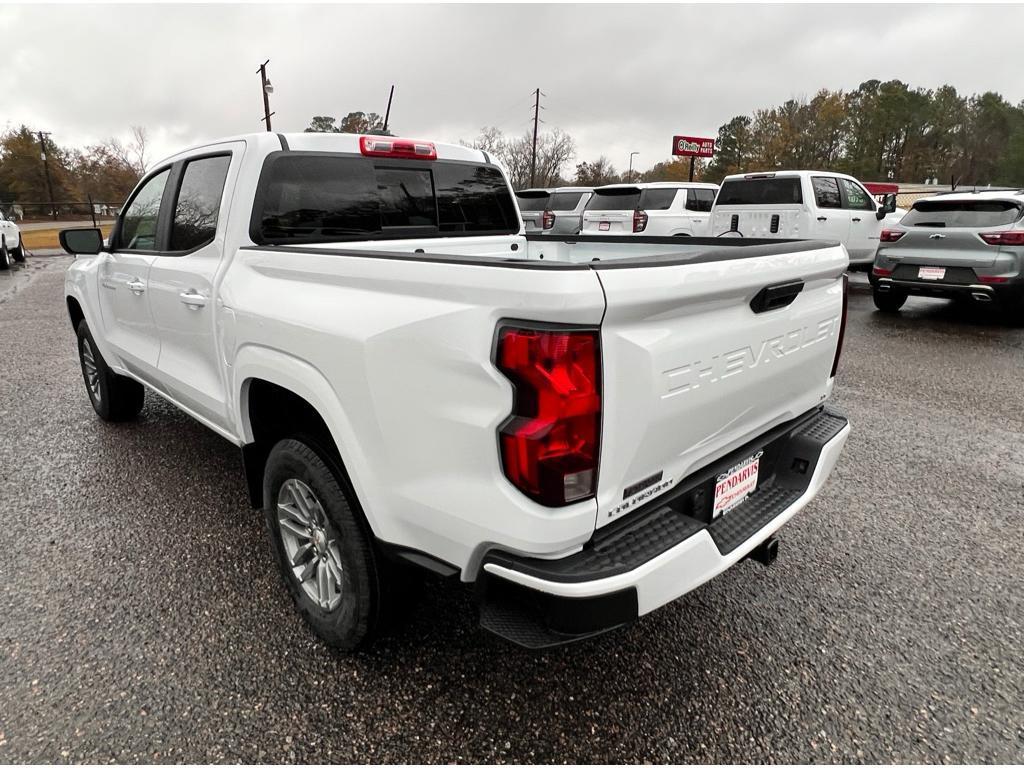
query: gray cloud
[{"left": 1, "top": 3, "right": 1020, "bottom": 175}]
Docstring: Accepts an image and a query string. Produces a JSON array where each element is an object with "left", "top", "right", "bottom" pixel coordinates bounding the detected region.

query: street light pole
[
  {"left": 628, "top": 151, "right": 639, "bottom": 183},
  {"left": 257, "top": 60, "right": 275, "bottom": 131},
  {"left": 37, "top": 131, "right": 57, "bottom": 221}
]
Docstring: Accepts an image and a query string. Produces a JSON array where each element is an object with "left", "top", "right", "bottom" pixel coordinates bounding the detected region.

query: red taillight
[
  {"left": 978, "top": 275, "right": 1010, "bottom": 284},
  {"left": 830, "top": 274, "right": 848, "bottom": 379},
  {"left": 495, "top": 325, "right": 601, "bottom": 507},
  {"left": 542, "top": 210, "right": 555, "bottom": 230},
  {"left": 633, "top": 209, "right": 648, "bottom": 233},
  {"left": 872, "top": 266, "right": 893, "bottom": 277},
  {"left": 979, "top": 230, "right": 1024, "bottom": 246},
  {"left": 359, "top": 135, "right": 437, "bottom": 160},
  {"left": 880, "top": 229, "right": 905, "bottom": 242}
]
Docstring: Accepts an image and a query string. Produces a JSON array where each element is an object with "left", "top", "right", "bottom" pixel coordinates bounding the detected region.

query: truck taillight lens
[
  {"left": 633, "top": 209, "right": 648, "bottom": 233},
  {"left": 495, "top": 325, "right": 601, "bottom": 507},
  {"left": 979, "top": 231, "right": 1024, "bottom": 245},
  {"left": 359, "top": 136, "right": 437, "bottom": 160},
  {"left": 542, "top": 210, "right": 555, "bottom": 230},
  {"left": 879, "top": 229, "right": 905, "bottom": 242},
  {"left": 830, "top": 274, "right": 848, "bottom": 379}
]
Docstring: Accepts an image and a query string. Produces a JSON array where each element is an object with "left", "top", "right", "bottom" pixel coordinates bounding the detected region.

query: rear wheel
[
  {"left": 263, "top": 438, "right": 389, "bottom": 651},
  {"left": 11, "top": 240, "right": 25, "bottom": 262},
  {"left": 873, "top": 288, "right": 908, "bottom": 313},
  {"left": 0, "top": 239, "right": 10, "bottom": 270},
  {"left": 76, "top": 320, "right": 145, "bottom": 421}
]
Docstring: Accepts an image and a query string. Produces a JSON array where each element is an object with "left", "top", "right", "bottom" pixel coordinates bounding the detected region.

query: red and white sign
[
  {"left": 713, "top": 453, "right": 760, "bottom": 517},
  {"left": 672, "top": 135, "right": 716, "bottom": 158}
]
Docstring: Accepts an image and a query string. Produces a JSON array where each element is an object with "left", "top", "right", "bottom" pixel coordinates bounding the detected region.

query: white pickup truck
[
  {"left": 61, "top": 132, "right": 851, "bottom": 650},
  {"left": 710, "top": 171, "right": 899, "bottom": 266}
]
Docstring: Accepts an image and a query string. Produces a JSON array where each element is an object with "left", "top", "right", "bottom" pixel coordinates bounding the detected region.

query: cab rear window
[
  {"left": 901, "top": 200, "right": 1022, "bottom": 228},
  {"left": 253, "top": 154, "right": 519, "bottom": 243},
  {"left": 716, "top": 178, "right": 803, "bottom": 206}
]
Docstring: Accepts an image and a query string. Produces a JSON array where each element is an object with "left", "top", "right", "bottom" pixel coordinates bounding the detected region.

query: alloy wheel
[
  {"left": 276, "top": 478, "right": 345, "bottom": 611},
  {"left": 81, "top": 337, "right": 101, "bottom": 403}
]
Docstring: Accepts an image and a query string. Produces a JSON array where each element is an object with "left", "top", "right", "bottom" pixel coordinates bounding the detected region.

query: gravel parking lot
[{"left": 1, "top": 257, "right": 1021, "bottom": 763}]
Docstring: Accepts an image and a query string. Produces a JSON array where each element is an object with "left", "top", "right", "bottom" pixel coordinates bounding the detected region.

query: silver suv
[
  {"left": 515, "top": 187, "right": 593, "bottom": 235},
  {"left": 870, "top": 190, "right": 1024, "bottom": 321}
]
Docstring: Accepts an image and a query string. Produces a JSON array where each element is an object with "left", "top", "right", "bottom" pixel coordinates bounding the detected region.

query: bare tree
[
  {"left": 465, "top": 127, "right": 576, "bottom": 189},
  {"left": 129, "top": 126, "right": 148, "bottom": 174}
]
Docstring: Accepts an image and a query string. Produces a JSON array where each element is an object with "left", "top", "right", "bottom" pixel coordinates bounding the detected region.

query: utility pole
[
  {"left": 530, "top": 88, "right": 541, "bottom": 188},
  {"left": 628, "top": 152, "right": 639, "bottom": 183},
  {"left": 688, "top": 156, "right": 696, "bottom": 183},
  {"left": 382, "top": 85, "right": 395, "bottom": 135},
  {"left": 37, "top": 131, "right": 57, "bottom": 221},
  {"left": 257, "top": 60, "right": 275, "bottom": 131}
]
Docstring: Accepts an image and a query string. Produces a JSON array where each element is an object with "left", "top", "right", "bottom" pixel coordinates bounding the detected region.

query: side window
[
  {"left": 839, "top": 179, "right": 875, "bottom": 211},
  {"left": 169, "top": 155, "right": 231, "bottom": 251},
  {"left": 686, "top": 189, "right": 714, "bottom": 213},
  {"left": 118, "top": 169, "right": 170, "bottom": 250},
  {"left": 812, "top": 177, "right": 842, "bottom": 209},
  {"left": 639, "top": 188, "right": 677, "bottom": 211}
]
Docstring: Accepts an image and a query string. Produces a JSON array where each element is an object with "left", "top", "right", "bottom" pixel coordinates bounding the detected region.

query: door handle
[
  {"left": 817, "top": 216, "right": 828, "bottom": 222},
  {"left": 852, "top": 217, "right": 862, "bottom": 222},
  {"left": 126, "top": 279, "right": 146, "bottom": 294},
  {"left": 179, "top": 289, "right": 208, "bottom": 310}
]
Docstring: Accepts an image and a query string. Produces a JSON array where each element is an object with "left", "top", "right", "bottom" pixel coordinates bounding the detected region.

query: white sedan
[{"left": 0, "top": 210, "right": 25, "bottom": 269}]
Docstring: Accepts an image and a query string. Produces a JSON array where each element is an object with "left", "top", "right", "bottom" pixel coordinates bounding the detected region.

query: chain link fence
[{"left": 0, "top": 201, "right": 120, "bottom": 225}]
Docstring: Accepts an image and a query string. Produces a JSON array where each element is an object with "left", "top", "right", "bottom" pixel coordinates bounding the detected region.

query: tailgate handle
[{"left": 750, "top": 280, "right": 804, "bottom": 314}]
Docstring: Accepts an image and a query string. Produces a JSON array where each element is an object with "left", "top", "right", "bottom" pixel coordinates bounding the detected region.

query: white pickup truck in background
[
  {"left": 710, "top": 171, "right": 899, "bottom": 266},
  {"left": 580, "top": 182, "right": 719, "bottom": 237},
  {"left": 61, "top": 132, "right": 851, "bottom": 650}
]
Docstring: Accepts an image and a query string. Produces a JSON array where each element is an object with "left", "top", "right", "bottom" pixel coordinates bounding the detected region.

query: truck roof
[{"left": 156, "top": 131, "right": 491, "bottom": 168}]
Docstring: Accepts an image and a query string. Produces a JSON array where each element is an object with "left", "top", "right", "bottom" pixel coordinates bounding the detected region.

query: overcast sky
[{"left": 2, "top": 3, "right": 1022, "bottom": 175}]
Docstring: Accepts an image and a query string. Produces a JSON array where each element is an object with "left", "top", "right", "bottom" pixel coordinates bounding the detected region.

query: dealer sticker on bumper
[{"left": 713, "top": 452, "right": 762, "bottom": 518}]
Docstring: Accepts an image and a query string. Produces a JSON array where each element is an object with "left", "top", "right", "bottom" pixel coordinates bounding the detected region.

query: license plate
[
  {"left": 713, "top": 452, "right": 761, "bottom": 518},
  {"left": 599, "top": 221, "right": 610, "bottom": 231},
  {"left": 919, "top": 266, "right": 946, "bottom": 280}
]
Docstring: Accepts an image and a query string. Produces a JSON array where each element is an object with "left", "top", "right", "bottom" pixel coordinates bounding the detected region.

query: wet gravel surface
[{"left": 1, "top": 258, "right": 1022, "bottom": 763}]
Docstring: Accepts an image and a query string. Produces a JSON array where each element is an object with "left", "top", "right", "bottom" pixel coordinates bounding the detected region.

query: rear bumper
[
  {"left": 476, "top": 407, "right": 850, "bottom": 648},
  {"left": 871, "top": 275, "right": 1024, "bottom": 304}
]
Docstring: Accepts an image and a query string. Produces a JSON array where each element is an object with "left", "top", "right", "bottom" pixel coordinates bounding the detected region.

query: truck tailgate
[
  {"left": 592, "top": 243, "right": 847, "bottom": 527},
  {"left": 711, "top": 208, "right": 805, "bottom": 239}
]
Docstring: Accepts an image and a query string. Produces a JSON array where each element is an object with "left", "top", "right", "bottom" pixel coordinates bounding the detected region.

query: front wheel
[
  {"left": 11, "top": 241, "right": 25, "bottom": 262},
  {"left": 76, "top": 320, "right": 145, "bottom": 421},
  {"left": 0, "top": 239, "right": 10, "bottom": 270},
  {"left": 873, "top": 288, "right": 908, "bottom": 313},
  {"left": 263, "top": 438, "right": 388, "bottom": 651}
]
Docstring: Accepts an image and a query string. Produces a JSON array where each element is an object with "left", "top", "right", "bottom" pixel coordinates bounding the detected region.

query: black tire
[
  {"left": 873, "top": 288, "right": 908, "bottom": 313},
  {"left": 75, "top": 320, "right": 145, "bottom": 421},
  {"left": 263, "top": 438, "right": 387, "bottom": 651},
  {"left": 11, "top": 240, "right": 25, "bottom": 262},
  {"left": 0, "top": 239, "right": 10, "bottom": 271}
]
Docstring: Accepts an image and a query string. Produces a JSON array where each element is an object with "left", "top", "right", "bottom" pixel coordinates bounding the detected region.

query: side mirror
[
  {"left": 876, "top": 193, "right": 898, "bottom": 219},
  {"left": 59, "top": 228, "right": 104, "bottom": 255}
]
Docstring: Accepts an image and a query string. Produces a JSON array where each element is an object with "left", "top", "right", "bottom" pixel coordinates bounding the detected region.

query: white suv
[
  {"left": 0, "top": 209, "right": 25, "bottom": 269},
  {"left": 580, "top": 182, "right": 719, "bottom": 237}
]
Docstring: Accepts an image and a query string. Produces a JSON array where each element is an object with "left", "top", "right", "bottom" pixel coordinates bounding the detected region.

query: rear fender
[{"left": 233, "top": 344, "right": 382, "bottom": 537}]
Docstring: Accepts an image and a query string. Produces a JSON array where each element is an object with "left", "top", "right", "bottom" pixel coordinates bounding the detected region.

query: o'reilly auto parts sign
[{"left": 672, "top": 136, "right": 716, "bottom": 158}]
